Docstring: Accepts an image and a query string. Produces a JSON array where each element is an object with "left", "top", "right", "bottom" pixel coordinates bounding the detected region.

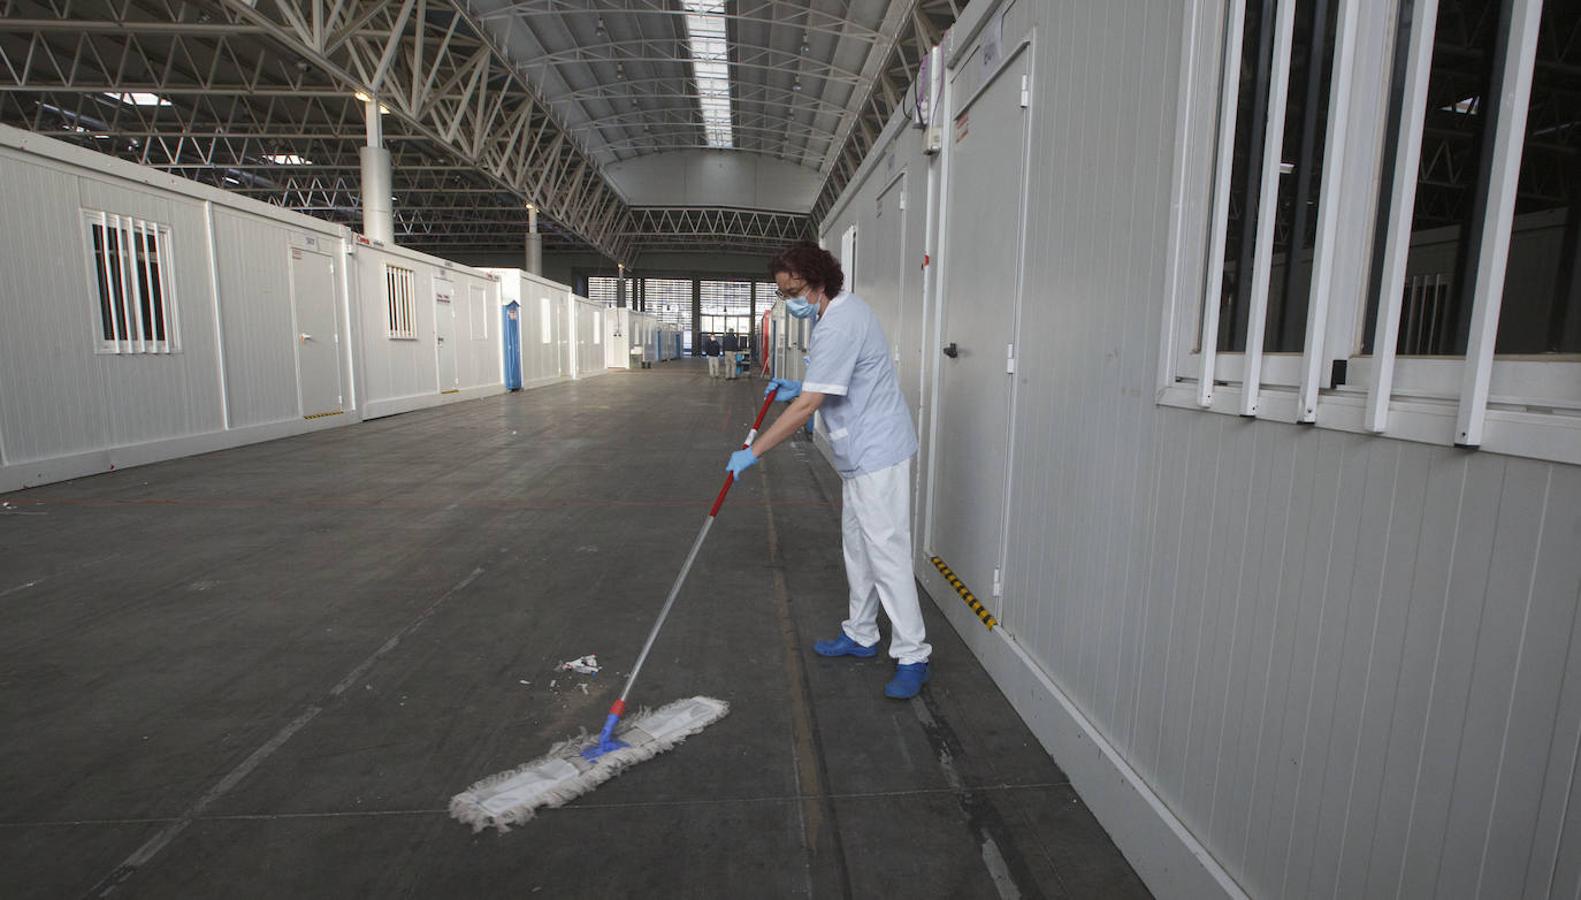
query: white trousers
[
  {"left": 707, "top": 356, "right": 721, "bottom": 377},
  {"left": 841, "top": 459, "right": 931, "bottom": 664}
]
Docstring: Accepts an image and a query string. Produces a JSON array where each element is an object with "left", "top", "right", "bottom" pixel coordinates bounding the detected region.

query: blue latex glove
[
  {"left": 726, "top": 447, "right": 758, "bottom": 478},
  {"left": 765, "top": 378, "right": 802, "bottom": 402}
]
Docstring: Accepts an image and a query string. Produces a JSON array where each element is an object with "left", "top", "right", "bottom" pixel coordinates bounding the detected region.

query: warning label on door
[{"left": 954, "top": 112, "right": 969, "bottom": 143}]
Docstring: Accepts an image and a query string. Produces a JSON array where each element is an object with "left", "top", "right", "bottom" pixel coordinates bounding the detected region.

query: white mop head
[{"left": 449, "top": 695, "right": 729, "bottom": 832}]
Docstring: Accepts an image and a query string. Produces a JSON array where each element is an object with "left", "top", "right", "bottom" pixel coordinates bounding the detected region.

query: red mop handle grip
[{"left": 708, "top": 388, "right": 778, "bottom": 518}]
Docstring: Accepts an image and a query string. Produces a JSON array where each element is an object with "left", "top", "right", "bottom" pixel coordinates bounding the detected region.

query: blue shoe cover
[
  {"left": 813, "top": 633, "right": 878, "bottom": 658},
  {"left": 884, "top": 663, "right": 930, "bottom": 699}
]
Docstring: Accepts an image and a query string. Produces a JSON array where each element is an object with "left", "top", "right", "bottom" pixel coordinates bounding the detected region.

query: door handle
[
  {"left": 300, "top": 333, "right": 312, "bottom": 342},
  {"left": 942, "top": 342, "right": 959, "bottom": 358}
]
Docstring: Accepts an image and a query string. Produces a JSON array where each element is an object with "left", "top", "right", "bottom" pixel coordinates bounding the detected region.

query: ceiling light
[
  {"left": 801, "top": 41, "right": 810, "bottom": 53},
  {"left": 354, "top": 90, "right": 371, "bottom": 102},
  {"left": 264, "top": 153, "right": 312, "bottom": 165},
  {"left": 792, "top": 79, "right": 802, "bottom": 92},
  {"left": 595, "top": 16, "right": 606, "bottom": 37}
]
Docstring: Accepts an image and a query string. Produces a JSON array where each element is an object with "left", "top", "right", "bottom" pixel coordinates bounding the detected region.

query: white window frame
[
  {"left": 1160, "top": 0, "right": 1581, "bottom": 466},
  {"left": 82, "top": 210, "right": 180, "bottom": 354},
  {"left": 1172, "top": 0, "right": 1351, "bottom": 413},
  {"left": 385, "top": 264, "right": 417, "bottom": 340}
]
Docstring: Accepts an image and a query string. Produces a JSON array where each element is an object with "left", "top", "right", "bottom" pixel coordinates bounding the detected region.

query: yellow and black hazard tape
[
  {"left": 930, "top": 556, "right": 998, "bottom": 631},
  {"left": 303, "top": 410, "right": 345, "bottom": 420}
]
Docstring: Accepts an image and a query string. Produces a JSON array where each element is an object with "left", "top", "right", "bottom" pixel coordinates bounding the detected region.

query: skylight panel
[
  {"left": 102, "top": 92, "right": 171, "bottom": 107},
  {"left": 681, "top": 0, "right": 733, "bottom": 149}
]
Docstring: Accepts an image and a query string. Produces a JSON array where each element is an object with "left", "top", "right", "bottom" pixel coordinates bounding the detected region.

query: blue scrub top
[{"left": 802, "top": 293, "right": 918, "bottom": 478}]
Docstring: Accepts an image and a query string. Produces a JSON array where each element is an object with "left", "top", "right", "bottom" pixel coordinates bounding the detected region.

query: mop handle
[
  {"left": 606, "top": 388, "right": 779, "bottom": 719},
  {"left": 708, "top": 386, "right": 779, "bottom": 516}
]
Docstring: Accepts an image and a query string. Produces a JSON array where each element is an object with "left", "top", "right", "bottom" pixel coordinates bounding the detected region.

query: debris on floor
[
  {"left": 556, "top": 654, "right": 600, "bottom": 675},
  {"left": 578, "top": 683, "right": 589, "bottom": 695}
]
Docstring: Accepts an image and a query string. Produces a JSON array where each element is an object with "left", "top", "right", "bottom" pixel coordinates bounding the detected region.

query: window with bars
[
  {"left": 1191, "top": 0, "right": 1342, "bottom": 391},
  {"left": 1165, "top": 0, "right": 1581, "bottom": 464},
  {"left": 385, "top": 265, "right": 416, "bottom": 339},
  {"left": 83, "top": 211, "right": 179, "bottom": 353}
]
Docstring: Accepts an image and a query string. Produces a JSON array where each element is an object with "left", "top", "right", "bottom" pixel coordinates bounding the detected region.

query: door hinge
[
  {"left": 899, "top": 191, "right": 907, "bottom": 211},
  {"left": 1020, "top": 74, "right": 1030, "bottom": 108},
  {"left": 992, "top": 568, "right": 1003, "bottom": 598},
  {"left": 1006, "top": 342, "right": 1016, "bottom": 374}
]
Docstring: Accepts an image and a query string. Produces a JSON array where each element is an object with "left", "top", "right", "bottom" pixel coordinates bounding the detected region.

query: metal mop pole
[{"left": 584, "top": 388, "right": 779, "bottom": 759}]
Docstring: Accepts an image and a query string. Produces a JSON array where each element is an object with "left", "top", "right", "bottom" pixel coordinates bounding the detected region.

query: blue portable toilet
[{"left": 502, "top": 301, "right": 523, "bottom": 391}]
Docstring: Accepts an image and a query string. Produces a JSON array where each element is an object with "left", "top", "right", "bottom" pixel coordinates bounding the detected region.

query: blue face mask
[{"left": 785, "top": 296, "right": 818, "bottom": 319}]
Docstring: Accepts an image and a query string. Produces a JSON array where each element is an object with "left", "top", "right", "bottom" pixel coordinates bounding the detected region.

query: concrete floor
[{"left": 0, "top": 361, "right": 1149, "bottom": 899}]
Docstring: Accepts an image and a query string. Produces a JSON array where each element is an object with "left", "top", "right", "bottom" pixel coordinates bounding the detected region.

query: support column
[
  {"left": 691, "top": 278, "right": 702, "bottom": 355},
  {"left": 358, "top": 95, "right": 394, "bottom": 244},
  {"left": 524, "top": 204, "right": 543, "bottom": 274}
]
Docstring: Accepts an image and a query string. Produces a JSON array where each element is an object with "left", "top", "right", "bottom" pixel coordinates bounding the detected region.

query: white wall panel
[
  {"left": 213, "top": 209, "right": 301, "bottom": 427},
  {"left": 0, "top": 151, "right": 109, "bottom": 462},
  {"left": 446, "top": 271, "right": 499, "bottom": 391},
  {"left": 81, "top": 182, "right": 220, "bottom": 448},
  {"left": 354, "top": 245, "right": 437, "bottom": 408},
  {"left": 570, "top": 296, "right": 604, "bottom": 378},
  {"left": 355, "top": 244, "right": 502, "bottom": 416},
  {"left": 821, "top": 1, "right": 1581, "bottom": 897}
]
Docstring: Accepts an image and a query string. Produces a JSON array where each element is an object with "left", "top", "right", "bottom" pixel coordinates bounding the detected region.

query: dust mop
[{"left": 450, "top": 388, "right": 780, "bottom": 832}]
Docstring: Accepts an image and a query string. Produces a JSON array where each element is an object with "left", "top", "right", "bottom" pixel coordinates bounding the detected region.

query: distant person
[
  {"left": 724, "top": 242, "right": 929, "bottom": 700},
  {"left": 704, "top": 334, "right": 723, "bottom": 379},
  {"left": 722, "top": 330, "right": 742, "bottom": 381}
]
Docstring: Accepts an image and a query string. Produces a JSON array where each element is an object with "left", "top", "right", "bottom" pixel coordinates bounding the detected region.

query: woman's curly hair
[{"left": 768, "top": 242, "right": 845, "bottom": 297}]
